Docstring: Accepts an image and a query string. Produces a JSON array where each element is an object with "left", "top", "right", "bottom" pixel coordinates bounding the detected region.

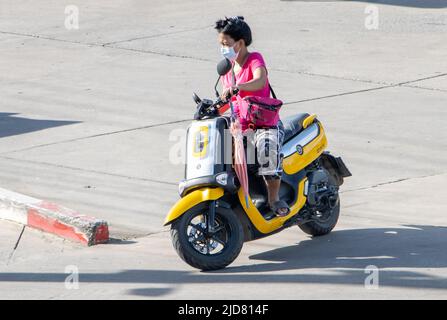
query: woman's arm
[
  {"left": 237, "top": 66, "right": 267, "bottom": 92},
  {"left": 221, "top": 66, "right": 267, "bottom": 99}
]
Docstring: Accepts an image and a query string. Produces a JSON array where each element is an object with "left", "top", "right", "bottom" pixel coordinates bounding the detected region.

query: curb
[{"left": 0, "top": 187, "right": 109, "bottom": 246}]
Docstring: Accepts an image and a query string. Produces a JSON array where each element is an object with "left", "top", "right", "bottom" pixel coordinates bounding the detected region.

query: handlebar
[
  {"left": 214, "top": 87, "right": 239, "bottom": 108},
  {"left": 225, "top": 87, "right": 239, "bottom": 100},
  {"left": 193, "top": 88, "right": 240, "bottom": 120}
]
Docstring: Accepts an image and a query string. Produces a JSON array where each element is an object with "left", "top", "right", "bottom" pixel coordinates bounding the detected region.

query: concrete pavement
[
  {"left": 0, "top": 0, "right": 446, "bottom": 298},
  {"left": 0, "top": 173, "right": 446, "bottom": 299}
]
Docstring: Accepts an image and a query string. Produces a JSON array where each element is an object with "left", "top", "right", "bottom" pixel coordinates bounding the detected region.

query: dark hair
[{"left": 215, "top": 16, "right": 252, "bottom": 46}]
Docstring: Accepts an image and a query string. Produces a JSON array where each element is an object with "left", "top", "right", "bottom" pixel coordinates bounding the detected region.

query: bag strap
[
  {"left": 266, "top": 65, "right": 277, "bottom": 99},
  {"left": 236, "top": 59, "right": 278, "bottom": 99},
  {"left": 269, "top": 83, "right": 277, "bottom": 99}
]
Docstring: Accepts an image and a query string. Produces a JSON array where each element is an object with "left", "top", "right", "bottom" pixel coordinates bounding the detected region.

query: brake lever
[
  {"left": 216, "top": 88, "right": 239, "bottom": 107},
  {"left": 225, "top": 88, "right": 239, "bottom": 100}
]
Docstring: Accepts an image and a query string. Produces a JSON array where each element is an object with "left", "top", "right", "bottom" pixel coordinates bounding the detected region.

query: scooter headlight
[{"left": 215, "top": 172, "right": 228, "bottom": 186}]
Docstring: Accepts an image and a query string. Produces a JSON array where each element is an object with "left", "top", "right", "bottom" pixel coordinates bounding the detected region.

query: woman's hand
[{"left": 221, "top": 85, "right": 239, "bottom": 101}]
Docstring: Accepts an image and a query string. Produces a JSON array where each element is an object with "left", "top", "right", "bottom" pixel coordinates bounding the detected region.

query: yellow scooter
[{"left": 164, "top": 59, "right": 351, "bottom": 270}]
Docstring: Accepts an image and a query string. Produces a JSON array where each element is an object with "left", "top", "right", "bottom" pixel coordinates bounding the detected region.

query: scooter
[{"left": 164, "top": 58, "right": 352, "bottom": 271}]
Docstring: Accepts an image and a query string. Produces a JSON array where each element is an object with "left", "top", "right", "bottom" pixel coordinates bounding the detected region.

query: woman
[{"left": 215, "top": 16, "right": 289, "bottom": 217}]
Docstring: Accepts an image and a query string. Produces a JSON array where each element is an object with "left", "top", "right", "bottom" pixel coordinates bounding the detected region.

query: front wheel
[{"left": 170, "top": 203, "right": 244, "bottom": 271}]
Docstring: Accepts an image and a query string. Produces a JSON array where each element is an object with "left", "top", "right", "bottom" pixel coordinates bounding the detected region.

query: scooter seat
[{"left": 281, "top": 113, "right": 310, "bottom": 143}]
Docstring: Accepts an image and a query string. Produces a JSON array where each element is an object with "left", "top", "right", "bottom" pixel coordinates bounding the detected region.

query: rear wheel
[
  {"left": 298, "top": 199, "right": 340, "bottom": 236},
  {"left": 299, "top": 169, "right": 340, "bottom": 236},
  {"left": 170, "top": 204, "right": 244, "bottom": 271}
]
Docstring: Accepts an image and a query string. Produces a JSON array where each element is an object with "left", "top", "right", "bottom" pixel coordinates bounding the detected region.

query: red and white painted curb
[{"left": 0, "top": 187, "right": 109, "bottom": 246}]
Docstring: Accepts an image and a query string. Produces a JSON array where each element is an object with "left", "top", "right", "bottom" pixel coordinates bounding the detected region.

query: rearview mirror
[{"left": 217, "top": 58, "right": 232, "bottom": 76}]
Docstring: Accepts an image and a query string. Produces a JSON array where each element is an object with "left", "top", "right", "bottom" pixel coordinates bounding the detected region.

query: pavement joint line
[
  {"left": 340, "top": 172, "right": 445, "bottom": 194},
  {"left": 0, "top": 30, "right": 213, "bottom": 62},
  {"left": 275, "top": 68, "right": 447, "bottom": 93},
  {"left": 402, "top": 84, "right": 447, "bottom": 93},
  {"left": 0, "top": 118, "right": 192, "bottom": 156},
  {"left": 273, "top": 67, "right": 388, "bottom": 85},
  {"left": 101, "top": 24, "right": 213, "bottom": 46},
  {"left": 397, "top": 73, "right": 447, "bottom": 86},
  {"left": 0, "top": 30, "right": 102, "bottom": 47},
  {"left": 283, "top": 84, "right": 392, "bottom": 105},
  {"left": 103, "top": 43, "right": 212, "bottom": 61},
  {"left": 0, "top": 155, "right": 178, "bottom": 186},
  {"left": 284, "top": 72, "right": 447, "bottom": 105},
  {"left": 2, "top": 30, "right": 445, "bottom": 92},
  {"left": 6, "top": 225, "right": 25, "bottom": 266},
  {"left": 12, "top": 225, "right": 26, "bottom": 251},
  {"left": 2, "top": 70, "right": 446, "bottom": 156}
]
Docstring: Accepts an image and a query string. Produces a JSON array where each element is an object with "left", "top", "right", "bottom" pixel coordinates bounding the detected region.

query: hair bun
[{"left": 228, "top": 15, "right": 244, "bottom": 22}]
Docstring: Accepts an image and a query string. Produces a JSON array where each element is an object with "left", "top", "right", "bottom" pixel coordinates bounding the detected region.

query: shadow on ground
[
  {"left": 0, "top": 113, "right": 80, "bottom": 138},
  {"left": 0, "top": 225, "right": 446, "bottom": 297}
]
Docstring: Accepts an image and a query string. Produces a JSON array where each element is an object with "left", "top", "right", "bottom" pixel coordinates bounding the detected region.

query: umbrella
[{"left": 229, "top": 97, "right": 250, "bottom": 209}]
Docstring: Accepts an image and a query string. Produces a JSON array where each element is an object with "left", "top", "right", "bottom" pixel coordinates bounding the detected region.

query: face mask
[{"left": 221, "top": 45, "right": 239, "bottom": 61}]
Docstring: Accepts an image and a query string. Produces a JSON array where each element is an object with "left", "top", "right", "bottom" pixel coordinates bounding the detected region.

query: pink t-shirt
[{"left": 221, "top": 52, "right": 271, "bottom": 126}]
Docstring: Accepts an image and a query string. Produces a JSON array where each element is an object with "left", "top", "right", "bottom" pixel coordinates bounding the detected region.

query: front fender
[{"left": 163, "top": 187, "right": 225, "bottom": 226}]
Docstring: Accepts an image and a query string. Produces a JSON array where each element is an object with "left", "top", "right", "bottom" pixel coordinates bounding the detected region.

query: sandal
[{"left": 270, "top": 200, "right": 290, "bottom": 217}]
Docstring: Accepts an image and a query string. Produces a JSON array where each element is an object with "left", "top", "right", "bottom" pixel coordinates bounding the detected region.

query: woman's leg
[
  {"left": 256, "top": 125, "right": 289, "bottom": 216},
  {"left": 264, "top": 177, "right": 288, "bottom": 215},
  {"left": 265, "top": 177, "right": 280, "bottom": 205}
]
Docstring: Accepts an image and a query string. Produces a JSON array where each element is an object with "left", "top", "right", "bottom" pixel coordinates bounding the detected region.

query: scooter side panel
[
  {"left": 282, "top": 122, "right": 328, "bottom": 175},
  {"left": 163, "top": 187, "right": 224, "bottom": 226},
  {"left": 237, "top": 178, "right": 307, "bottom": 234}
]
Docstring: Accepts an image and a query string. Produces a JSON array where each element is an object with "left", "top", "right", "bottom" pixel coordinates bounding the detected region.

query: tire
[
  {"left": 298, "top": 169, "right": 340, "bottom": 237},
  {"left": 170, "top": 204, "right": 244, "bottom": 271},
  {"left": 298, "top": 200, "right": 340, "bottom": 236}
]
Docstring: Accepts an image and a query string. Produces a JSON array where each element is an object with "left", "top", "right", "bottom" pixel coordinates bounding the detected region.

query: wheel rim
[
  {"left": 186, "top": 212, "right": 232, "bottom": 256},
  {"left": 313, "top": 195, "right": 339, "bottom": 223},
  {"left": 313, "top": 208, "right": 333, "bottom": 223}
]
